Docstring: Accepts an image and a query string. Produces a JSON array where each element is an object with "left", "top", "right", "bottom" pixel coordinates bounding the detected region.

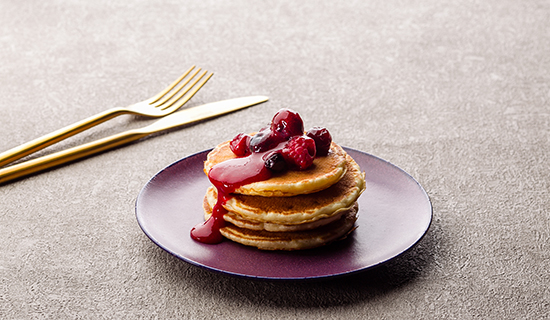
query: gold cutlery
[
  {"left": 0, "top": 96, "right": 269, "bottom": 184},
  {"left": 0, "top": 66, "right": 212, "bottom": 167}
]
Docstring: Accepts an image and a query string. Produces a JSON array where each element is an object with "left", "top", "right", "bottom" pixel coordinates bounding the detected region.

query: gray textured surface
[{"left": 1, "top": 0, "right": 549, "bottom": 319}]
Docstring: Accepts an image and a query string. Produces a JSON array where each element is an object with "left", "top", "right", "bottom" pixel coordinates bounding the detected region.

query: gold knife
[{"left": 0, "top": 96, "right": 268, "bottom": 184}]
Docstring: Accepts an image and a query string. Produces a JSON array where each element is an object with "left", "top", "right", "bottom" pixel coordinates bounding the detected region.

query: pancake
[
  {"left": 216, "top": 204, "right": 358, "bottom": 251},
  {"left": 204, "top": 195, "right": 351, "bottom": 232},
  {"left": 204, "top": 153, "right": 366, "bottom": 225},
  {"left": 204, "top": 141, "right": 348, "bottom": 197}
]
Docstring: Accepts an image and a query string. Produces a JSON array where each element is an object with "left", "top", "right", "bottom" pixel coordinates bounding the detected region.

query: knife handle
[
  {"left": 0, "top": 108, "right": 125, "bottom": 168},
  {"left": 0, "top": 129, "right": 148, "bottom": 184}
]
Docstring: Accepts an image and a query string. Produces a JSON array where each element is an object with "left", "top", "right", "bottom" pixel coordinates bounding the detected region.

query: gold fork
[{"left": 0, "top": 66, "right": 213, "bottom": 167}]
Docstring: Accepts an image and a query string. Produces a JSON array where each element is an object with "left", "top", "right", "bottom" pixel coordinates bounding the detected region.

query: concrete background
[{"left": 1, "top": 0, "right": 549, "bottom": 318}]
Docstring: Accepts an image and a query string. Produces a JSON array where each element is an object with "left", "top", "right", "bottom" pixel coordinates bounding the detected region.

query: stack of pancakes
[{"left": 202, "top": 141, "right": 366, "bottom": 250}]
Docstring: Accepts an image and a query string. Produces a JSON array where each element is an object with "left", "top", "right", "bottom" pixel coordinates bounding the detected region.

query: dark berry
[
  {"left": 270, "top": 108, "right": 304, "bottom": 140},
  {"left": 263, "top": 151, "right": 288, "bottom": 172},
  {"left": 306, "top": 126, "right": 332, "bottom": 156},
  {"left": 249, "top": 127, "right": 285, "bottom": 153},
  {"left": 281, "top": 136, "right": 316, "bottom": 170},
  {"left": 229, "top": 133, "right": 251, "bottom": 157}
]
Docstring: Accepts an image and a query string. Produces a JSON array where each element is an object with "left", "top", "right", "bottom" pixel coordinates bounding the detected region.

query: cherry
[
  {"left": 306, "top": 126, "right": 332, "bottom": 156},
  {"left": 270, "top": 109, "right": 304, "bottom": 140}
]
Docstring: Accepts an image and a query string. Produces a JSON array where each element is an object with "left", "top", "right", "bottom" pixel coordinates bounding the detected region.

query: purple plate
[{"left": 135, "top": 147, "right": 432, "bottom": 280}]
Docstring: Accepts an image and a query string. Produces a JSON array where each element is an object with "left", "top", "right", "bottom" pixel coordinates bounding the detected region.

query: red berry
[
  {"left": 306, "top": 126, "right": 332, "bottom": 156},
  {"left": 230, "top": 133, "right": 251, "bottom": 157},
  {"left": 270, "top": 109, "right": 304, "bottom": 140},
  {"left": 281, "top": 136, "right": 316, "bottom": 170},
  {"left": 249, "top": 127, "right": 285, "bottom": 153}
]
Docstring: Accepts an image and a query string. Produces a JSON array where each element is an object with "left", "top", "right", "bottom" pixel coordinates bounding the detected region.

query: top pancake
[
  {"left": 205, "top": 153, "right": 365, "bottom": 225},
  {"left": 204, "top": 140, "right": 348, "bottom": 197}
]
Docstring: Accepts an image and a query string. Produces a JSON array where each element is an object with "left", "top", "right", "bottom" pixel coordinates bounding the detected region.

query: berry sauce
[
  {"left": 190, "top": 108, "right": 328, "bottom": 245},
  {"left": 190, "top": 150, "right": 273, "bottom": 244}
]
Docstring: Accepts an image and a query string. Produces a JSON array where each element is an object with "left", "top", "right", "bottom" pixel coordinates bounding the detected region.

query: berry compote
[{"left": 190, "top": 108, "right": 332, "bottom": 244}]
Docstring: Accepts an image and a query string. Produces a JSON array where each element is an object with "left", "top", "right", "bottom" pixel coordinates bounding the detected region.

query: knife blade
[
  {"left": 143, "top": 95, "right": 268, "bottom": 133},
  {"left": 0, "top": 95, "right": 268, "bottom": 184}
]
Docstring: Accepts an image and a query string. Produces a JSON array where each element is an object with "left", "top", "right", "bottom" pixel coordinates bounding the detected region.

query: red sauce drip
[{"left": 190, "top": 151, "right": 273, "bottom": 244}]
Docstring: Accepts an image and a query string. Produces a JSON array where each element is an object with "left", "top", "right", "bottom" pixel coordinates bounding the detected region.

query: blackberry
[
  {"left": 263, "top": 152, "right": 288, "bottom": 172},
  {"left": 249, "top": 128, "right": 284, "bottom": 153}
]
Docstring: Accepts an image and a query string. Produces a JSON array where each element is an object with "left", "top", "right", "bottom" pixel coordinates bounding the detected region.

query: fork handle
[
  {"left": 0, "top": 128, "right": 148, "bottom": 184},
  {"left": 0, "top": 107, "right": 127, "bottom": 167}
]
